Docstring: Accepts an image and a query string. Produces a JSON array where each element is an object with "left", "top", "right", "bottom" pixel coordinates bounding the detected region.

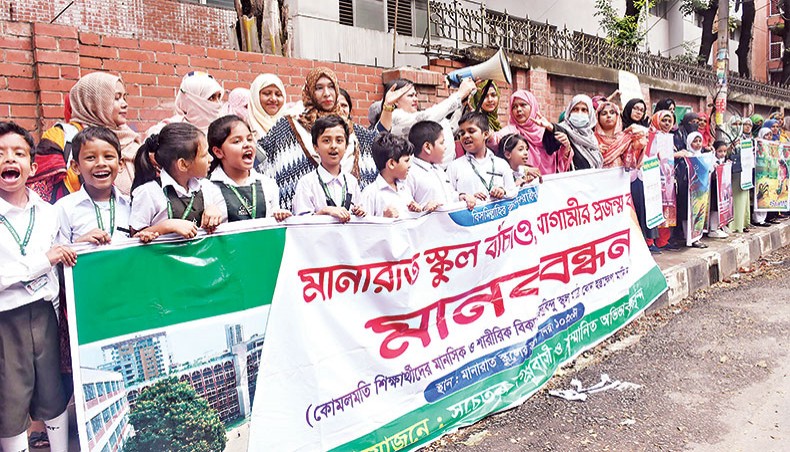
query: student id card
[{"left": 23, "top": 274, "right": 49, "bottom": 295}]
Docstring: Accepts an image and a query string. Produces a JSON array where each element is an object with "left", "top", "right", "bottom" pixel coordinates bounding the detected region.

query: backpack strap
[{"left": 56, "top": 122, "right": 81, "bottom": 165}]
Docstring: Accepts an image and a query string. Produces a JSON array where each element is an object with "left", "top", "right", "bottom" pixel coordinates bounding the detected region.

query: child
[
  {"left": 55, "top": 126, "right": 136, "bottom": 245},
  {"left": 447, "top": 112, "right": 516, "bottom": 201},
  {"left": 292, "top": 115, "right": 366, "bottom": 221},
  {"left": 207, "top": 115, "right": 291, "bottom": 222},
  {"left": 129, "top": 122, "right": 224, "bottom": 241},
  {"left": 0, "top": 121, "right": 76, "bottom": 452},
  {"left": 406, "top": 120, "right": 476, "bottom": 210},
  {"left": 496, "top": 133, "right": 542, "bottom": 187},
  {"left": 708, "top": 140, "right": 730, "bottom": 238},
  {"left": 360, "top": 132, "right": 426, "bottom": 218}
]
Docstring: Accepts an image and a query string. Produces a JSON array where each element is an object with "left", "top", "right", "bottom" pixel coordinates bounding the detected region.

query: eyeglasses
[{"left": 632, "top": 105, "right": 646, "bottom": 112}]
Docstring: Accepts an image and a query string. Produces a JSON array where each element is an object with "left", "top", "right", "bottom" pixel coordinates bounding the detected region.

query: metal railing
[{"left": 425, "top": 1, "right": 790, "bottom": 103}]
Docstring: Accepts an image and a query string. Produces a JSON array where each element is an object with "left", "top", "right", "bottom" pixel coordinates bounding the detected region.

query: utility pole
[{"left": 714, "top": 0, "right": 730, "bottom": 138}]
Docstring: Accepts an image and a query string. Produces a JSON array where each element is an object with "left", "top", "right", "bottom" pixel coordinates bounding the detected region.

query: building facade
[
  {"left": 81, "top": 368, "right": 132, "bottom": 452},
  {"left": 100, "top": 332, "right": 171, "bottom": 387}
]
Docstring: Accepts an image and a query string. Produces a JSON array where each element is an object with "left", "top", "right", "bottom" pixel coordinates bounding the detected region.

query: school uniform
[
  {"left": 405, "top": 157, "right": 460, "bottom": 205},
  {"left": 54, "top": 186, "right": 131, "bottom": 244},
  {"left": 360, "top": 174, "right": 415, "bottom": 217},
  {"left": 129, "top": 170, "right": 224, "bottom": 231},
  {"left": 292, "top": 165, "right": 361, "bottom": 216},
  {"left": 446, "top": 151, "right": 516, "bottom": 201},
  {"left": 0, "top": 189, "right": 67, "bottom": 437},
  {"left": 209, "top": 166, "right": 280, "bottom": 222}
]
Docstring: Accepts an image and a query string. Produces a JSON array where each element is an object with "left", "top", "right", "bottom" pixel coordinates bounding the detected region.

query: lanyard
[
  {"left": 467, "top": 154, "right": 495, "bottom": 191},
  {"left": 165, "top": 187, "right": 196, "bottom": 220},
  {"left": 226, "top": 182, "right": 257, "bottom": 219},
  {"left": 0, "top": 208, "right": 35, "bottom": 256},
  {"left": 92, "top": 195, "right": 116, "bottom": 235},
  {"left": 317, "top": 171, "right": 348, "bottom": 208}
]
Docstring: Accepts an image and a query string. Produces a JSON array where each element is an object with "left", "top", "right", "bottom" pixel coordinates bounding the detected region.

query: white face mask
[{"left": 569, "top": 112, "right": 590, "bottom": 129}]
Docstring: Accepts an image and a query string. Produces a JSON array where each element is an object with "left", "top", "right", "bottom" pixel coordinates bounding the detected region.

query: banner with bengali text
[
  {"left": 685, "top": 155, "right": 715, "bottom": 246},
  {"left": 715, "top": 162, "right": 733, "bottom": 226},
  {"left": 248, "top": 168, "right": 667, "bottom": 451},
  {"left": 754, "top": 139, "right": 790, "bottom": 211}
]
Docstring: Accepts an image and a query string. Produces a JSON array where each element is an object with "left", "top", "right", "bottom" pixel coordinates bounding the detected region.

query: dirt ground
[{"left": 426, "top": 248, "right": 789, "bottom": 452}]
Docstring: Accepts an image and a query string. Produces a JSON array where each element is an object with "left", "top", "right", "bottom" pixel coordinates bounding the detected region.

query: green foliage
[
  {"left": 679, "top": 0, "right": 714, "bottom": 16},
  {"left": 594, "top": 0, "right": 657, "bottom": 48},
  {"left": 125, "top": 378, "right": 226, "bottom": 452}
]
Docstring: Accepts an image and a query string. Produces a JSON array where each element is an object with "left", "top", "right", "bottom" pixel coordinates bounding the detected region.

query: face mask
[{"left": 568, "top": 112, "right": 590, "bottom": 129}]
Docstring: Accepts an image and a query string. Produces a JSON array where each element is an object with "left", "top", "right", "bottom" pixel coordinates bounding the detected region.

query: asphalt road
[{"left": 427, "top": 248, "right": 789, "bottom": 452}]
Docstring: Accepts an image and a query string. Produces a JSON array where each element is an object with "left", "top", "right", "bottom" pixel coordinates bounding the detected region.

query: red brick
[
  {"left": 38, "top": 78, "right": 76, "bottom": 92},
  {"left": 80, "top": 57, "right": 103, "bottom": 69},
  {"left": 59, "top": 38, "right": 80, "bottom": 52},
  {"left": 10, "top": 104, "right": 38, "bottom": 118},
  {"left": 40, "top": 92, "right": 63, "bottom": 105},
  {"left": 81, "top": 45, "right": 118, "bottom": 59},
  {"left": 7, "top": 77, "right": 37, "bottom": 91},
  {"left": 119, "top": 49, "right": 156, "bottom": 62},
  {"left": 220, "top": 60, "right": 249, "bottom": 71},
  {"left": 357, "top": 66, "right": 379, "bottom": 76},
  {"left": 0, "top": 90, "right": 37, "bottom": 104},
  {"left": 5, "top": 49, "right": 33, "bottom": 64},
  {"left": 207, "top": 48, "right": 237, "bottom": 60},
  {"left": 249, "top": 63, "right": 276, "bottom": 74},
  {"left": 33, "top": 23, "right": 78, "bottom": 39},
  {"left": 33, "top": 35, "right": 57, "bottom": 50},
  {"left": 79, "top": 32, "right": 101, "bottom": 45},
  {"left": 289, "top": 58, "right": 314, "bottom": 69},
  {"left": 121, "top": 72, "right": 158, "bottom": 85},
  {"left": 139, "top": 40, "right": 174, "bottom": 52},
  {"left": 141, "top": 62, "right": 175, "bottom": 75},
  {"left": 36, "top": 64, "right": 60, "bottom": 78},
  {"left": 0, "top": 104, "right": 9, "bottom": 116},
  {"left": 103, "top": 59, "right": 141, "bottom": 72},
  {"left": 142, "top": 86, "right": 178, "bottom": 98},
  {"left": 139, "top": 108, "right": 170, "bottom": 120},
  {"left": 126, "top": 96, "right": 159, "bottom": 108},
  {"left": 42, "top": 105, "right": 66, "bottom": 118},
  {"left": 11, "top": 118, "right": 37, "bottom": 131},
  {"left": 209, "top": 69, "right": 239, "bottom": 82},
  {"left": 156, "top": 53, "right": 189, "bottom": 65},
  {"left": 0, "top": 63, "right": 34, "bottom": 78},
  {"left": 60, "top": 66, "right": 80, "bottom": 80},
  {"left": 235, "top": 51, "right": 263, "bottom": 63},
  {"left": 156, "top": 75, "right": 182, "bottom": 87},
  {"left": 101, "top": 35, "right": 139, "bottom": 49},
  {"left": 5, "top": 22, "right": 32, "bottom": 37},
  {"left": 0, "top": 36, "right": 32, "bottom": 50},
  {"left": 189, "top": 57, "right": 220, "bottom": 69},
  {"left": 174, "top": 44, "right": 206, "bottom": 57}
]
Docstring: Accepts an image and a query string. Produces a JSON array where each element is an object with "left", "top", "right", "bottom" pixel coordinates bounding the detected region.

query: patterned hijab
[
  {"left": 220, "top": 87, "right": 250, "bottom": 120},
  {"left": 650, "top": 110, "right": 675, "bottom": 133},
  {"left": 249, "top": 74, "right": 287, "bottom": 138},
  {"left": 558, "top": 94, "right": 603, "bottom": 169},
  {"left": 298, "top": 67, "right": 346, "bottom": 131},
  {"left": 468, "top": 80, "right": 502, "bottom": 131},
  {"left": 69, "top": 72, "right": 139, "bottom": 149}
]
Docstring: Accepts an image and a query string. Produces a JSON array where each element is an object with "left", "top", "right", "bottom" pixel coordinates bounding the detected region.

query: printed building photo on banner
[
  {"left": 64, "top": 224, "right": 285, "bottom": 452},
  {"left": 686, "top": 155, "right": 715, "bottom": 246},
  {"left": 754, "top": 139, "right": 790, "bottom": 211}
]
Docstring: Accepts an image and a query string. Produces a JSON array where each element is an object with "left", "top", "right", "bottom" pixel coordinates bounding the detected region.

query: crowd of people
[{"left": 2, "top": 65, "right": 789, "bottom": 451}]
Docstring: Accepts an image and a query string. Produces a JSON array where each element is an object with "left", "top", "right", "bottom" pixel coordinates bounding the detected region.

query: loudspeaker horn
[{"left": 446, "top": 48, "right": 512, "bottom": 87}]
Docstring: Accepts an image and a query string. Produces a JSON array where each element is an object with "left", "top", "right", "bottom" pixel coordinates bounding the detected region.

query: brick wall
[{"left": 3, "top": 0, "right": 234, "bottom": 49}]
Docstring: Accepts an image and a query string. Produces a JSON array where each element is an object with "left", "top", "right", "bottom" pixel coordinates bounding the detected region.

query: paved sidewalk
[{"left": 651, "top": 220, "right": 790, "bottom": 308}]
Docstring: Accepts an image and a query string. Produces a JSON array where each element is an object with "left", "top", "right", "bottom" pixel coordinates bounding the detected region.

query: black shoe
[
  {"left": 662, "top": 242, "right": 682, "bottom": 250},
  {"left": 754, "top": 222, "right": 770, "bottom": 227}
]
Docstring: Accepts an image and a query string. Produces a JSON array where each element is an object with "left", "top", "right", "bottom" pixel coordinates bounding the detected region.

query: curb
[{"left": 651, "top": 222, "right": 790, "bottom": 310}]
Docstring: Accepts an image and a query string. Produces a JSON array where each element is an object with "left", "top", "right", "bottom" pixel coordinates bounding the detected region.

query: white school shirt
[
  {"left": 292, "top": 166, "right": 361, "bottom": 216},
  {"left": 129, "top": 169, "right": 224, "bottom": 231},
  {"left": 55, "top": 186, "right": 132, "bottom": 244},
  {"left": 209, "top": 166, "right": 281, "bottom": 221},
  {"left": 446, "top": 151, "right": 516, "bottom": 200},
  {"left": 360, "top": 174, "right": 415, "bottom": 217},
  {"left": 0, "top": 189, "right": 59, "bottom": 312},
  {"left": 405, "top": 157, "right": 460, "bottom": 205}
]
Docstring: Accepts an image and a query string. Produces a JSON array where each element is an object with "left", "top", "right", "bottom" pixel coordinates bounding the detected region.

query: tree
[
  {"left": 735, "top": 0, "right": 755, "bottom": 77},
  {"left": 679, "top": 0, "right": 719, "bottom": 65},
  {"left": 125, "top": 378, "right": 226, "bottom": 452},
  {"left": 594, "top": 0, "right": 657, "bottom": 48}
]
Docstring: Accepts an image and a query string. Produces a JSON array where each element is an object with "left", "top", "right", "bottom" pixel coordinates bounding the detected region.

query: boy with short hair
[
  {"left": 0, "top": 121, "right": 76, "bottom": 452},
  {"left": 55, "top": 126, "right": 133, "bottom": 245},
  {"left": 446, "top": 112, "right": 515, "bottom": 201},
  {"left": 360, "top": 133, "right": 426, "bottom": 218},
  {"left": 292, "top": 115, "right": 366, "bottom": 221},
  {"left": 406, "top": 120, "right": 476, "bottom": 210}
]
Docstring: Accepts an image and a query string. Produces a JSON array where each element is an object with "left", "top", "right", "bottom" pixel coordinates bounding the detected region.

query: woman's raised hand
[
  {"left": 457, "top": 77, "right": 477, "bottom": 99},
  {"left": 384, "top": 83, "right": 413, "bottom": 109}
]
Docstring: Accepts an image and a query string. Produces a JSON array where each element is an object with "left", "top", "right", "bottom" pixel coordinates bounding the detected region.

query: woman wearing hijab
[
  {"left": 248, "top": 74, "right": 287, "bottom": 139},
  {"left": 219, "top": 87, "right": 250, "bottom": 119},
  {"left": 762, "top": 119, "right": 782, "bottom": 141},
  {"left": 622, "top": 98, "right": 649, "bottom": 129},
  {"left": 32, "top": 72, "right": 142, "bottom": 201},
  {"left": 257, "top": 67, "right": 404, "bottom": 211},
  {"left": 146, "top": 71, "right": 224, "bottom": 137},
  {"left": 493, "top": 90, "right": 571, "bottom": 175},
  {"left": 670, "top": 129, "right": 710, "bottom": 248},
  {"left": 467, "top": 80, "right": 502, "bottom": 132},
  {"left": 696, "top": 112, "right": 715, "bottom": 150},
  {"left": 644, "top": 110, "right": 680, "bottom": 250},
  {"left": 594, "top": 101, "right": 648, "bottom": 168},
  {"left": 750, "top": 114, "right": 764, "bottom": 137},
  {"left": 673, "top": 112, "right": 699, "bottom": 151},
  {"left": 536, "top": 94, "right": 603, "bottom": 170},
  {"left": 722, "top": 115, "right": 751, "bottom": 234}
]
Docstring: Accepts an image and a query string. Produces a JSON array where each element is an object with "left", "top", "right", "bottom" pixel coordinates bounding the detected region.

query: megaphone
[{"left": 446, "top": 48, "right": 512, "bottom": 87}]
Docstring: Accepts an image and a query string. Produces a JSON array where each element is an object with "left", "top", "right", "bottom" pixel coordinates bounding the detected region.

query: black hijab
[{"left": 622, "top": 98, "right": 649, "bottom": 128}]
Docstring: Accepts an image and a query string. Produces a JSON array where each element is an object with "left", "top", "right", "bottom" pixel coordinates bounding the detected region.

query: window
[
  {"left": 771, "top": 33, "right": 783, "bottom": 60},
  {"left": 649, "top": 2, "right": 668, "bottom": 18},
  {"left": 771, "top": 0, "right": 780, "bottom": 16},
  {"left": 388, "top": 0, "right": 412, "bottom": 35},
  {"left": 86, "top": 422, "right": 93, "bottom": 441},
  {"left": 84, "top": 384, "right": 96, "bottom": 401},
  {"left": 184, "top": 0, "right": 235, "bottom": 10},
  {"left": 96, "top": 382, "right": 105, "bottom": 397},
  {"left": 339, "top": 0, "right": 427, "bottom": 36},
  {"left": 102, "top": 408, "right": 111, "bottom": 423},
  {"left": 90, "top": 415, "right": 103, "bottom": 435}
]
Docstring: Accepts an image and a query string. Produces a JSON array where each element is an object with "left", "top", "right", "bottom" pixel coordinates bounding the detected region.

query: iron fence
[{"left": 426, "top": 1, "right": 790, "bottom": 103}]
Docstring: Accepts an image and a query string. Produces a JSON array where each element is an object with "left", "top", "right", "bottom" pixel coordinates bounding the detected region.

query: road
[{"left": 427, "top": 247, "right": 789, "bottom": 451}]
